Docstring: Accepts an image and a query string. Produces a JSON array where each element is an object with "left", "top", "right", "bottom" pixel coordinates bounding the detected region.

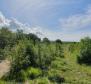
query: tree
[
  {"left": 0, "top": 27, "right": 13, "bottom": 49},
  {"left": 27, "top": 33, "right": 41, "bottom": 45},
  {"left": 42, "top": 38, "right": 50, "bottom": 44},
  {"left": 55, "top": 39, "right": 62, "bottom": 44},
  {"left": 16, "top": 29, "right": 25, "bottom": 41}
]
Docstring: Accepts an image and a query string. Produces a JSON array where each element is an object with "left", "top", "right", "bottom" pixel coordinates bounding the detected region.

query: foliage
[
  {"left": 0, "top": 27, "right": 63, "bottom": 82},
  {"left": 42, "top": 38, "right": 50, "bottom": 44},
  {"left": 78, "top": 37, "right": 91, "bottom": 65},
  {"left": 27, "top": 67, "right": 42, "bottom": 79},
  {"left": 1, "top": 28, "right": 91, "bottom": 83},
  {"left": 48, "top": 70, "right": 65, "bottom": 83},
  {"left": 0, "top": 27, "right": 16, "bottom": 49},
  {"left": 55, "top": 39, "right": 62, "bottom": 44}
]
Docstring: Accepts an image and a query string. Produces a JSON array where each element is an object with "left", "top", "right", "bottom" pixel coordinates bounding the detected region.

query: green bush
[
  {"left": 27, "top": 67, "right": 42, "bottom": 79},
  {"left": 14, "top": 70, "right": 27, "bottom": 82},
  {"left": 78, "top": 37, "right": 91, "bottom": 65},
  {"left": 48, "top": 70, "right": 65, "bottom": 83},
  {"left": 48, "top": 73, "right": 65, "bottom": 83},
  {"left": 2, "top": 69, "right": 27, "bottom": 82}
]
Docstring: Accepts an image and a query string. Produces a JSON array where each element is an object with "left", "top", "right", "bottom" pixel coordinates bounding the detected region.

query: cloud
[
  {"left": 0, "top": 11, "right": 58, "bottom": 40},
  {"left": 59, "top": 5, "right": 91, "bottom": 31},
  {"left": 0, "top": 12, "right": 10, "bottom": 27},
  {"left": 0, "top": 12, "right": 62, "bottom": 41},
  {"left": 9, "top": 19, "right": 58, "bottom": 40}
]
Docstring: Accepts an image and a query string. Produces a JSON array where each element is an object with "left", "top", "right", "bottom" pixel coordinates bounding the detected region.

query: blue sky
[{"left": 0, "top": 0, "right": 91, "bottom": 41}]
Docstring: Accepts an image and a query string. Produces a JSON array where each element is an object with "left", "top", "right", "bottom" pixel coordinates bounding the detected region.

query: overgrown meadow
[{"left": 0, "top": 27, "right": 91, "bottom": 84}]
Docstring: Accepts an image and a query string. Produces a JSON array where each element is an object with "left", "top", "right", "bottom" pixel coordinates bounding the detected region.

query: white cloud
[
  {"left": 0, "top": 12, "right": 10, "bottom": 27},
  {"left": 60, "top": 5, "right": 91, "bottom": 31},
  {"left": 0, "top": 11, "right": 56, "bottom": 40},
  {"left": 0, "top": 12, "right": 62, "bottom": 41}
]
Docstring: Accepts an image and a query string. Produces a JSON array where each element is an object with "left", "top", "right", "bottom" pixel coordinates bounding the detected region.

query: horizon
[{"left": 0, "top": 0, "right": 91, "bottom": 41}]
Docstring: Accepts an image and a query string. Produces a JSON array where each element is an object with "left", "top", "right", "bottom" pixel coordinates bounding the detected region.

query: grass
[{"left": 60, "top": 44, "right": 91, "bottom": 84}]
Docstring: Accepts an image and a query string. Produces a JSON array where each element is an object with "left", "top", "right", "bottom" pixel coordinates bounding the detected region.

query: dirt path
[{"left": 0, "top": 60, "right": 10, "bottom": 78}]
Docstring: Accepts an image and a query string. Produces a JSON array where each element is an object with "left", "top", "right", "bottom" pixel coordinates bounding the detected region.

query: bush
[
  {"left": 3, "top": 40, "right": 38, "bottom": 81},
  {"left": 48, "top": 70, "right": 65, "bottom": 83},
  {"left": 78, "top": 37, "right": 91, "bottom": 65},
  {"left": 2, "top": 69, "right": 27, "bottom": 82},
  {"left": 48, "top": 73, "right": 65, "bottom": 83},
  {"left": 27, "top": 67, "right": 42, "bottom": 79},
  {"left": 14, "top": 70, "right": 27, "bottom": 82}
]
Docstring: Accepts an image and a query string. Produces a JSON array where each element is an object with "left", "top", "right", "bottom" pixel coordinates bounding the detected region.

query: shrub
[
  {"left": 3, "top": 40, "right": 38, "bottom": 81},
  {"left": 48, "top": 70, "right": 65, "bottom": 83},
  {"left": 48, "top": 73, "right": 65, "bottom": 83},
  {"left": 2, "top": 69, "right": 27, "bottom": 82},
  {"left": 14, "top": 70, "right": 27, "bottom": 82},
  {"left": 78, "top": 37, "right": 91, "bottom": 65},
  {"left": 27, "top": 67, "right": 42, "bottom": 79}
]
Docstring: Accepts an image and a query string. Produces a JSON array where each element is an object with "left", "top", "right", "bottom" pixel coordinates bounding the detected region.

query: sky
[{"left": 0, "top": 0, "right": 91, "bottom": 41}]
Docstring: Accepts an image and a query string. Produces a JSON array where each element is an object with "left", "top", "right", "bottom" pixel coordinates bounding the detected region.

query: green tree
[
  {"left": 55, "top": 39, "right": 62, "bottom": 44},
  {"left": 42, "top": 37, "right": 50, "bottom": 44},
  {"left": 0, "top": 27, "right": 14, "bottom": 49},
  {"left": 27, "top": 33, "right": 41, "bottom": 45}
]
